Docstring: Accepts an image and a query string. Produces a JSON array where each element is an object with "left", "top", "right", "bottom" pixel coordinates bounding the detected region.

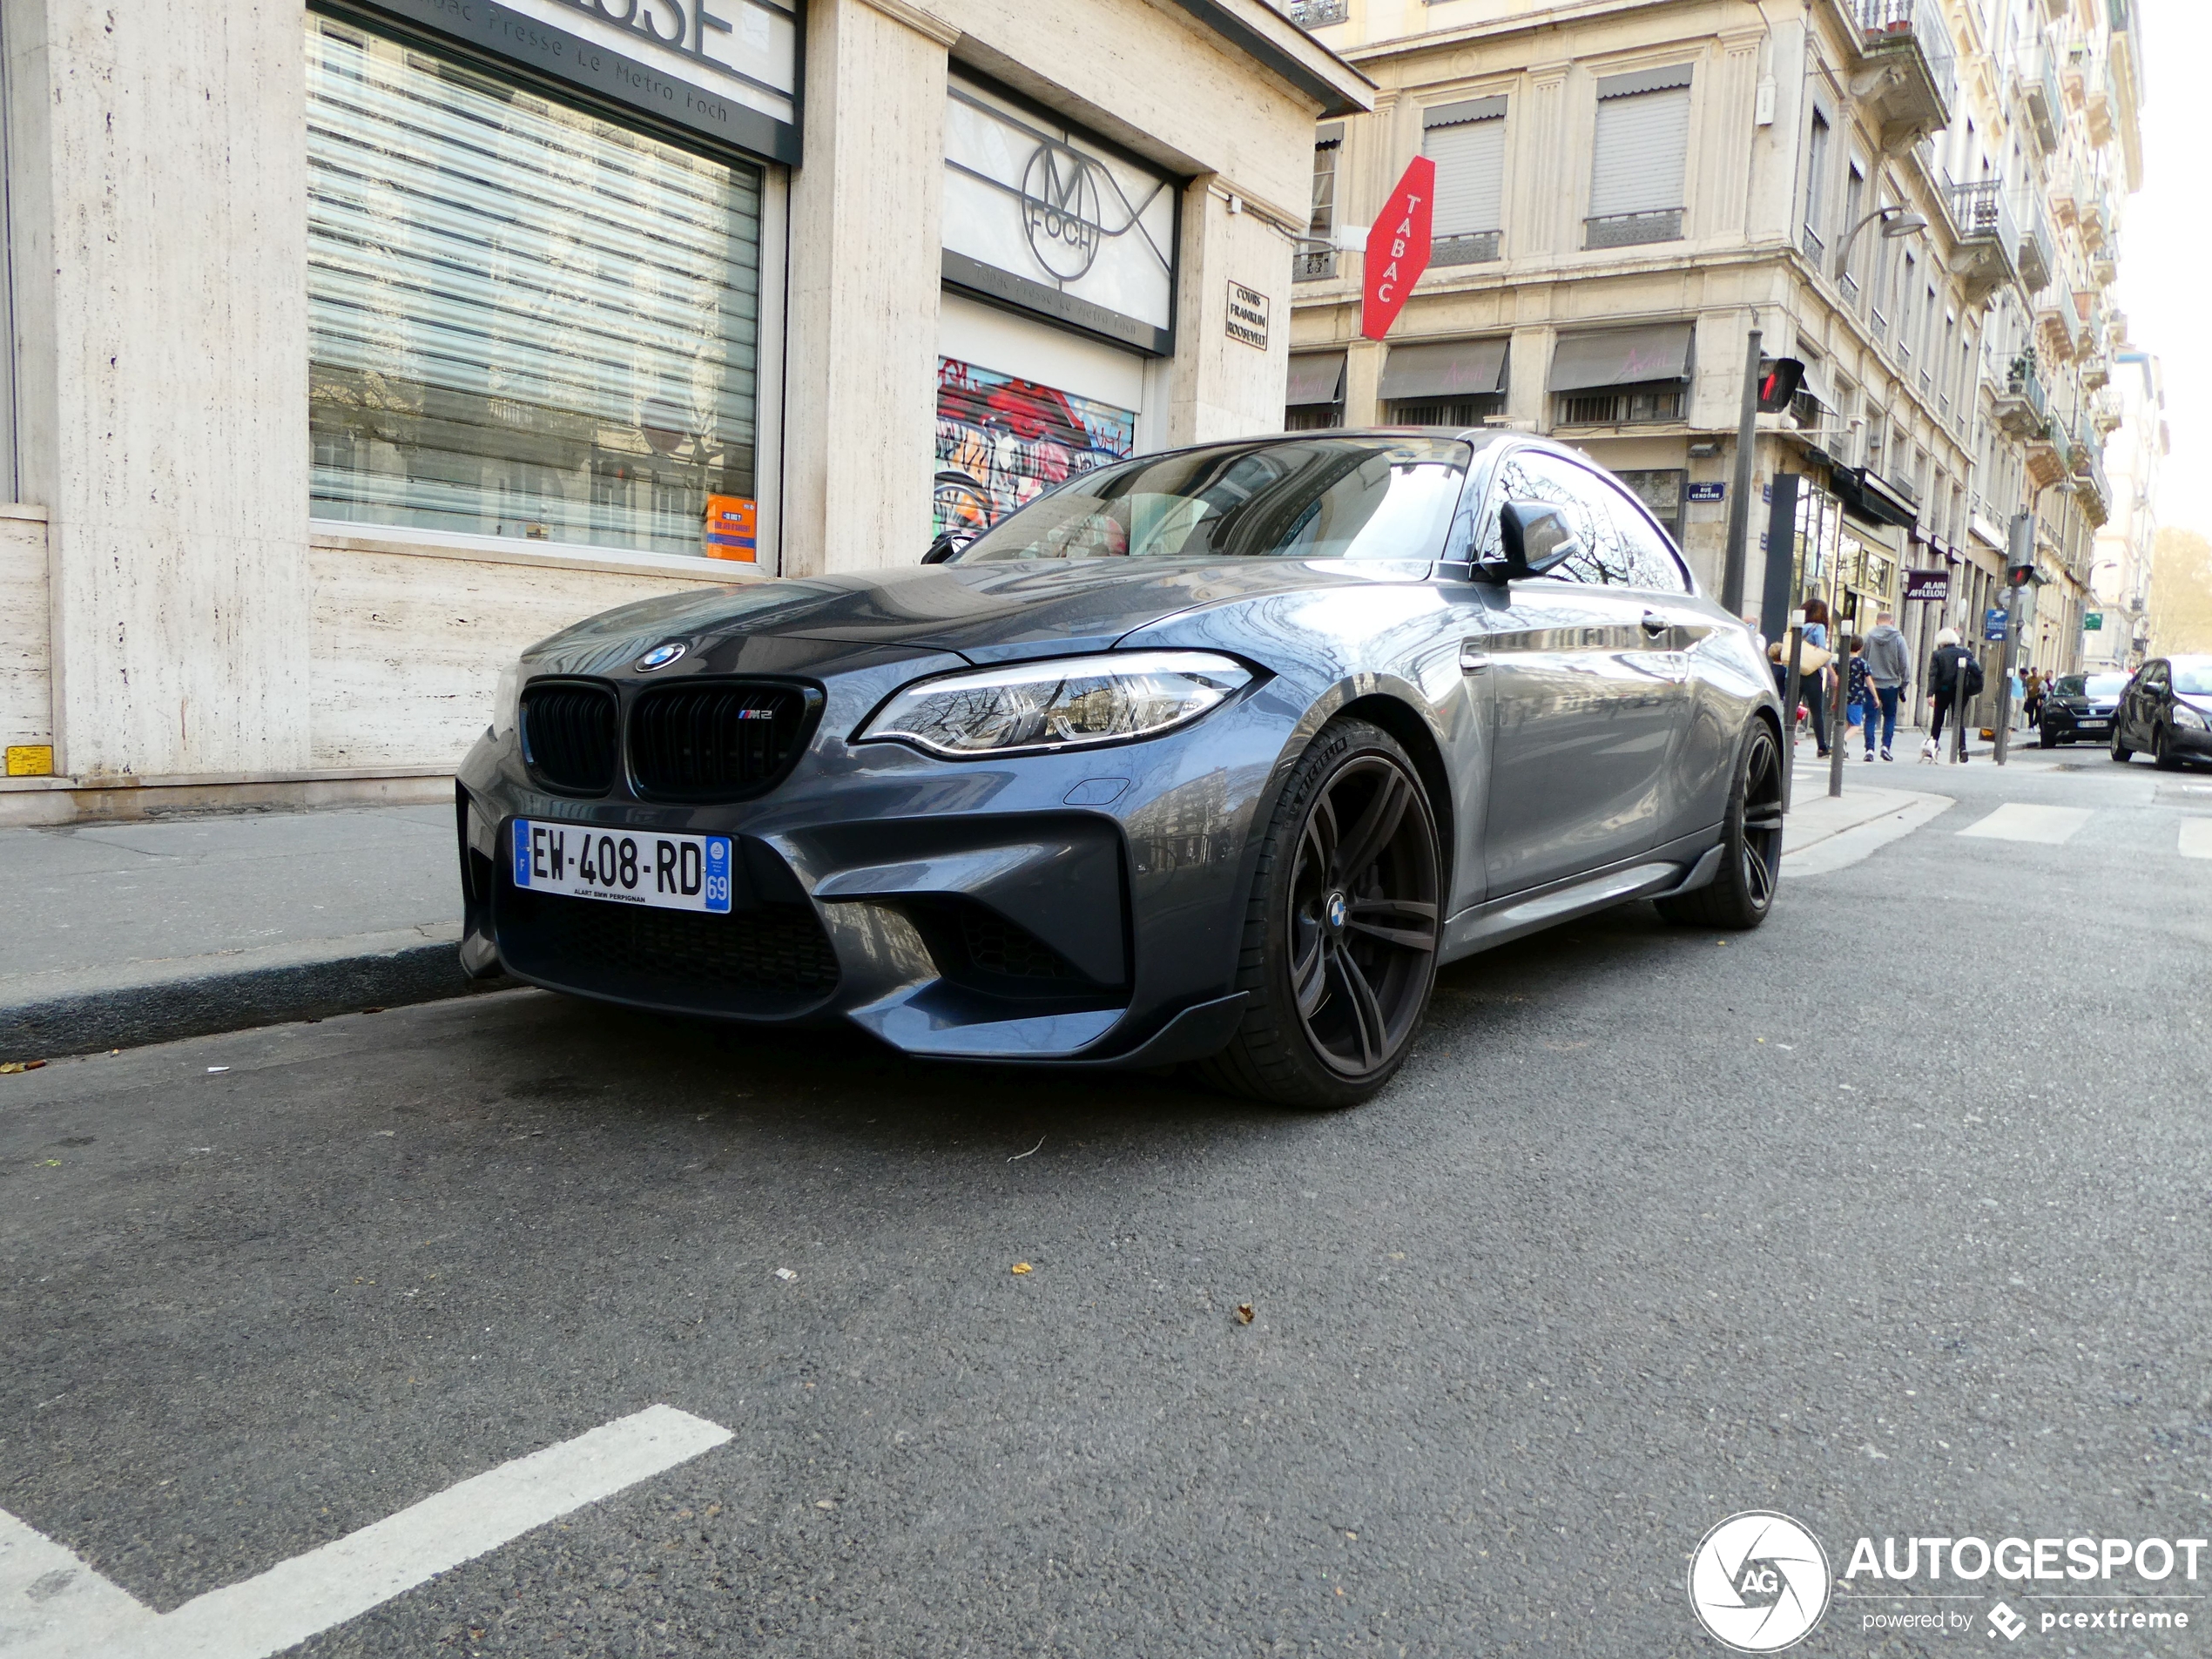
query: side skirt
[{"left": 1439, "top": 832, "right": 1722, "bottom": 964}]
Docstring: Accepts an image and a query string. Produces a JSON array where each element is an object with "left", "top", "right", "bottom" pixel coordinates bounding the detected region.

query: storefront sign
[
  {"left": 1685, "top": 481, "right": 1727, "bottom": 503},
  {"left": 1903, "top": 568, "right": 1951, "bottom": 602},
  {"left": 361, "top": 0, "right": 799, "bottom": 161},
  {"left": 1224, "top": 282, "right": 1270, "bottom": 350},
  {"left": 2084, "top": 610, "right": 2104, "bottom": 631},
  {"left": 1362, "top": 157, "right": 1434, "bottom": 341},
  {"left": 942, "top": 77, "right": 1177, "bottom": 356}
]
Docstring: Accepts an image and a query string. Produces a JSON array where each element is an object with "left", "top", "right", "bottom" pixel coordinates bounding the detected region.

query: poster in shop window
[{"left": 933, "top": 358, "right": 1137, "bottom": 538}]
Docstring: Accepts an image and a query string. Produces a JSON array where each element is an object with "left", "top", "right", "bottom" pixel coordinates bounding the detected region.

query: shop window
[
  {"left": 933, "top": 359, "right": 1136, "bottom": 539},
  {"left": 1387, "top": 397, "right": 1504, "bottom": 428},
  {"left": 1556, "top": 382, "right": 1684, "bottom": 427},
  {"left": 305, "top": 21, "right": 763, "bottom": 556}
]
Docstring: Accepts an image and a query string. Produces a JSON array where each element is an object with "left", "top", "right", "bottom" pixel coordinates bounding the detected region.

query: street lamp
[{"left": 1831, "top": 205, "right": 1928, "bottom": 283}]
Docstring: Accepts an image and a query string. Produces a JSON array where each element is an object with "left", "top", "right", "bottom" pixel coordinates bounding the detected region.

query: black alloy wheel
[
  {"left": 1204, "top": 718, "right": 1440, "bottom": 1109},
  {"left": 1656, "top": 718, "right": 1784, "bottom": 930}
]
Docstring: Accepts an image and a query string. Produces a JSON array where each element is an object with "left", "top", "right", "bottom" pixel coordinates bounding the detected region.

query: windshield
[
  {"left": 2057, "top": 674, "right": 2130, "bottom": 698},
  {"left": 952, "top": 437, "right": 1472, "bottom": 563},
  {"left": 2175, "top": 665, "right": 2212, "bottom": 697}
]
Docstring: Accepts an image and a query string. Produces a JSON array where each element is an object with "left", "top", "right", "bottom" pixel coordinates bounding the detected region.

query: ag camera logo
[{"left": 1689, "top": 1512, "right": 1831, "bottom": 1652}]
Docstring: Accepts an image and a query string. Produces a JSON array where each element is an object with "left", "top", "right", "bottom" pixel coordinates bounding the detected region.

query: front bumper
[{"left": 455, "top": 664, "right": 1303, "bottom": 1066}]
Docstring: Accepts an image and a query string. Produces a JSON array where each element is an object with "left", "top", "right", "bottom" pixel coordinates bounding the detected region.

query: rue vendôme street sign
[{"left": 1361, "top": 157, "right": 1435, "bottom": 341}]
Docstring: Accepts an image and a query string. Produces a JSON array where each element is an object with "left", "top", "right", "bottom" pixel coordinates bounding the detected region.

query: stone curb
[{"left": 0, "top": 925, "right": 507, "bottom": 1060}]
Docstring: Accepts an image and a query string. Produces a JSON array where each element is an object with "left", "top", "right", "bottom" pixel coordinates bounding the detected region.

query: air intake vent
[
  {"left": 629, "top": 680, "right": 819, "bottom": 800},
  {"left": 519, "top": 680, "right": 618, "bottom": 796}
]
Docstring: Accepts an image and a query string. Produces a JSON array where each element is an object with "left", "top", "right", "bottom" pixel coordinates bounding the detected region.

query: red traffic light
[{"left": 1756, "top": 357, "right": 1806, "bottom": 414}]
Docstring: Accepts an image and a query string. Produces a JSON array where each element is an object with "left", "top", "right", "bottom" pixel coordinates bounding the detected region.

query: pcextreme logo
[{"left": 1689, "top": 1512, "right": 1832, "bottom": 1652}]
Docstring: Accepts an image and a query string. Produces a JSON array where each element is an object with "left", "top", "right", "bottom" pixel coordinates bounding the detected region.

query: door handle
[
  {"left": 1640, "top": 610, "right": 1669, "bottom": 637},
  {"left": 1460, "top": 642, "right": 1492, "bottom": 674}
]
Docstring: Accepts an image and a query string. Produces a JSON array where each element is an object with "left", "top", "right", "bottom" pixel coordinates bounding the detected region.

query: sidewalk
[
  {"left": 1780, "top": 755, "right": 1953, "bottom": 878},
  {"left": 0, "top": 805, "right": 492, "bottom": 1060}
]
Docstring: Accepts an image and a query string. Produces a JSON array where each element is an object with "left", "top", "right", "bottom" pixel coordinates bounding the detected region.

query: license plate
[
  {"left": 510, "top": 819, "right": 732, "bottom": 914},
  {"left": 2080, "top": 719, "right": 2109, "bottom": 730}
]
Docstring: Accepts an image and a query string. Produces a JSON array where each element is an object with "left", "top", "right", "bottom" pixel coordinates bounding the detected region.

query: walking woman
[{"left": 1777, "top": 598, "right": 1833, "bottom": 757}]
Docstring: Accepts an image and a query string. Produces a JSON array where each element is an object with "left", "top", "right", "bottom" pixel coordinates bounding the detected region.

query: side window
[
  {"left": 1585, "top": 474, "right": 1691, "bottom": 592},
  {"left": 1474, "top": 448, "right": 1601, "bottom": 576}
]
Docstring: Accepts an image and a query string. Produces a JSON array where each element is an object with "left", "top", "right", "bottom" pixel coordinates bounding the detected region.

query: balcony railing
[
  {"left": 1801, "top": 222, "right": 1826, "bottom": 264},
  {"left": 2018, "top": 199, "right": 2056, "bottom": 293},
  {"left": 1431, "top": 229, "right": 1502, "bottom": 266},
  {"left": 1279, "top": 0, "right": 1348, "bottom": 25},
  {"left": 1859, "top": 0, "right": 1958, "bottom": 128},
  {"left": 2021, "top": 46, "right": 2065, "bottom": 153},
  {"left": 1584, "top": 208, "right": 1683, "bottom": 249},
  {"left": 1948, "top": 179, "right": 2013, "bottom": 242}
]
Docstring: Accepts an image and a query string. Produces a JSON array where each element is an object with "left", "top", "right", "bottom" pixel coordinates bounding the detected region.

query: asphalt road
[{"left": 4, "top": 745, "right": 2210, "bottom": 1657}]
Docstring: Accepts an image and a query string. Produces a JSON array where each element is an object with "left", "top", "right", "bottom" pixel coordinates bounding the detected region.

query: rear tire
[
  {"left": 1656, "top": 719, "right": 1783, "bottom": 931},
  {"left": 1201, "top": 718, "right": 1441, "bottom": 1110}
]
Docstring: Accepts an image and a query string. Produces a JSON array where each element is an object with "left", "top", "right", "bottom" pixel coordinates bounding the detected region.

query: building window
[
  {"left": 1802, "top": 111, "right": 1831, "bottom": 263},
  {"left": 1586, "top": 66, "right": 1692, "bottom": 248},
  {"left": 1557, "top": 382, "right": 1684, "bottom": 426},
  {"left": 1389, "top": 396, "right": 1505, "bottom": 428},
  {"left": 305, "top": 21, "right": 763, "bottom": 557},
  {"left": 1839, "top": 159, "right": 1866, "bottom": 297},
  {"left": 1424, "top": 97, "right": 1507, "bottom": 266},
  {"left": 1298, "top": 127, "right": 1342, "bottom": 281}
]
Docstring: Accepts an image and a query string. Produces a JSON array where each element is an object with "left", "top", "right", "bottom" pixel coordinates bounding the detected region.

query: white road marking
[
  {"left": 0, "top": 1405, "right": 730, "bottom": 1659},
  {"left": 1956, "top": 804, "right": 2093, "bottom": 845},
  {"left": 2182, "top": 820, "right": 2212, "bottom": 860}
]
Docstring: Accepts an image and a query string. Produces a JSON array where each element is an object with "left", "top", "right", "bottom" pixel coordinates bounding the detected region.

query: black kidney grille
[
  {"left": 520, "top": 681, "right": 618, "bottom": 796},
  {"left": 630, "top": 681, "right": 816, "bottom": 799}
]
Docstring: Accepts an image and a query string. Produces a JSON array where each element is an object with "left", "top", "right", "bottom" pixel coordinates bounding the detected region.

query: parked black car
[
  {"left": 456, "top": 433, "right": 1784, "bottom": 1108},
  {"left": 2039, "top": 671, "right": 2129, "bottom": 747},
  {"left": 2112, "top": 655, "right": 2212, "bottom": 769}
]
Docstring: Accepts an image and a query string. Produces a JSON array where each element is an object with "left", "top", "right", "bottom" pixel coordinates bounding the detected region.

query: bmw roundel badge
[{"left": 636, "top": 641, "right": 686, "bottom": 671}]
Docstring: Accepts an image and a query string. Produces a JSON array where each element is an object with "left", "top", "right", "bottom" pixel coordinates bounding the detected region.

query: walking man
[
  {"left": 1925, "top": 627, "right": 1983, "bottom": 761},
  {"left": 1862, "top": 610, "right": 1910, "bottom": 762}
]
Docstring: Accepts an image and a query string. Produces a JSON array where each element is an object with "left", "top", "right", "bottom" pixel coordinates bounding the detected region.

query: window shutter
[
  {"left": 1589, "top": 85, "right": 1691, "bottom": 219},
  {"left": 1425, "top": 118, "right": 1506, "bottom": 237}
]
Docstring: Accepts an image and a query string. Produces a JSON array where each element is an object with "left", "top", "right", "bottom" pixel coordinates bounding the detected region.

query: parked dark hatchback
[
  {"left": 2113, "top": 655, "right": 2212, "bottom": 769},
  {"left": 2040, "top": 671, "right": 2129, "bottom": 746}
]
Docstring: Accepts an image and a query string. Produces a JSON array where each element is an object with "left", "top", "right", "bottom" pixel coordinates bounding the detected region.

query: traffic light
[
  {"left": 2006, "top": 556, "right": 2037, "bottom": 587},
  {"left": 1755, "top": 357, "right": 1806, "bottom": 414}
]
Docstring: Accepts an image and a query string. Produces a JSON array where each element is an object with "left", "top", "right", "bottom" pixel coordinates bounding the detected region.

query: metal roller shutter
[
  {"left": 1588, "top": 85, "right": 1691, "bottom": 219},
  {"left": 1425, "top": 119, "right": 1506, "bottom": 238}
]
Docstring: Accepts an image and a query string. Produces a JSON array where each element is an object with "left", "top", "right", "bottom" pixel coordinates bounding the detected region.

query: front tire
[
  {"left": 2112, "top": 731, "right": 2134, "bottom": 762},
  {"left": 1203, "top": 718, "right": 1441, "bottom": 1109},
  {"left": 1656, "top": 718, "right": 1784, "bottom": 931},
  {"left": 2039, "top": 727, "right": 2058, "bottom": 749},
  {"left": 2155, "top": 727, "right": 2182, "bottom": 771}
]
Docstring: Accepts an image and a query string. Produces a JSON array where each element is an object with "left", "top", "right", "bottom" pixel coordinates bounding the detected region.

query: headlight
[
  {"left": 859, "top": 651, "right": 1252, "bottom": 759},
  {"left": 2175, "top": 704, "right": 2210, "bottom": 732},
  {"left": 492, "top": 662, "right": 521, "bottom": 738}
]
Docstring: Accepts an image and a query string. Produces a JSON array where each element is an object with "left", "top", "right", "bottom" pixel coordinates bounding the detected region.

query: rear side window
[{"left": 1479, "top": 448, "right": 1690, "bottom": 591}]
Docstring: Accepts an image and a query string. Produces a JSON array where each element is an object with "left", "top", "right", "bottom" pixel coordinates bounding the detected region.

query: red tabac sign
[{"left": 1361, "top": 157, "right": 1435, "bottom": 341}]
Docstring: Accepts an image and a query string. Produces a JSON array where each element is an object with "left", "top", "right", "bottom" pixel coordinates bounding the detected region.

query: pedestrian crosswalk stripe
[
  {"left": 1957, "top": 804, "right": 2093, "bottom": 845},
  {"left": 2182, "top": 820, "right": 2212, "bottom": 861}
]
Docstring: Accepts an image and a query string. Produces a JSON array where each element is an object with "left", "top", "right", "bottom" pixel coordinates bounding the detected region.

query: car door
[
  {"left": 1468, "top": 447, "right": 1689, "bottom": 897},
  {"left": 2127, "top": 661, "right": 2166, "bottom": 745},
  {"left": 1577, "top": 469, "right": 1726, "bottom": 846}
]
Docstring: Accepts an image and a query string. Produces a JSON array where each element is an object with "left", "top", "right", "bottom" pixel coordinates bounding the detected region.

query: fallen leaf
[
  {"left": 1235, "top": 1304, "right": 1255, "bottom": 1325},
  {"left": 1010, "top": 1262, "right": 1032, "bottom": 1275}
]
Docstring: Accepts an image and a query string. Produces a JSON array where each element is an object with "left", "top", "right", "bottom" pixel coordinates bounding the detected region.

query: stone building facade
[{"left": 0, "top": 0, "right": 1368, "bottom": 822}]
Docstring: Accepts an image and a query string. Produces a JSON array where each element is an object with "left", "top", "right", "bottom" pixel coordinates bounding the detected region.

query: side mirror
[
  {"left": 1480, "top": 501, "right": 1581, "bottom": 582},
  {"left": 921, "top": 530, "right": 974, "bottom": 565}
]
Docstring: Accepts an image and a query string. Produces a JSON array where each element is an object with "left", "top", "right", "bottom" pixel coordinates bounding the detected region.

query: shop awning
[
  {"left": 1287, "top": 350, "right": 1346, "bottom": 407},
  {"left": 1378, "top": 338, "right": 1507, "bottom": 401},
  {"left": 1548, "top": 322, "right": 1694, "bottom": 391},
  {"left": 1832, "top": 466, "right": 1919, "bottom": 529}
]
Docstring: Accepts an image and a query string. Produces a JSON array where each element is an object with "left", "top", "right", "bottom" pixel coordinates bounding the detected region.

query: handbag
[{"left": 1769, "top": 639, "right": 1835, "bottom": 675}]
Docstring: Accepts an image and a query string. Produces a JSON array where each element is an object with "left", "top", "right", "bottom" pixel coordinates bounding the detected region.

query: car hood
[
  {"left": 2182, "top": 694, "right": 2212, "bottom": 719},
  {"left": 524, "top": 557, "right": 1435, "bottom": 671}
]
